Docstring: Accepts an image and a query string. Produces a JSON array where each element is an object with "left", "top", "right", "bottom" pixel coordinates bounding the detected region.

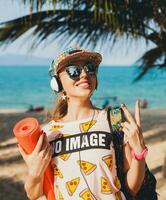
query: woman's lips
[
  {"left": 76, "top": 81, "right": 90, "bottom": 88},
  {"left": 78, "top": 82, "right": 90, "bottom": 88}
]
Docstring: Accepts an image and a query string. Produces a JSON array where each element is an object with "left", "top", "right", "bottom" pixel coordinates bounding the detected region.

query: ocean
[{"left": 0, "top": 65, "right": 166, "bottom": 110}]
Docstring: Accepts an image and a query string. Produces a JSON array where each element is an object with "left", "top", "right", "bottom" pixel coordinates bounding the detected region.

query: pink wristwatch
[{"left": 131, "top": 146, "right": 148, "bottom": 160}]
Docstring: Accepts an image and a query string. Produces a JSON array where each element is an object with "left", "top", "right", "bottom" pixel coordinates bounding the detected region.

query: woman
[{"left": 18, "top": 46, "right": 147, "bottom": 200}]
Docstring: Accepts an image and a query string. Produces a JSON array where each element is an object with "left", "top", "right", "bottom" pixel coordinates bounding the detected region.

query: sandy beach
[{"left": 0, "top": 108, "right": 166, "bottom": 200}]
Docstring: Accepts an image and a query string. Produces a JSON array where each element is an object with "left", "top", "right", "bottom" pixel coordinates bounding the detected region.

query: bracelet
[{"left": 131, "top": 146, "right": 148, "bottom": 160}]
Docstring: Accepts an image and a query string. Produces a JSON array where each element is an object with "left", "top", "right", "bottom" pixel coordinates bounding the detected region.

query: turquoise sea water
[{"left": 0, "top": 65, "right": 166, "bottom": 109}]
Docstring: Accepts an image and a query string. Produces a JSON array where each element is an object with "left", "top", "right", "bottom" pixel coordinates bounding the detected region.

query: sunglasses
[{"left": 65, "top": 63, "right": 98, "bottom": 80}]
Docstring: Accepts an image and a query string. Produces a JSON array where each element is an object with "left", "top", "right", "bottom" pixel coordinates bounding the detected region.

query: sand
[{"left": 0, "top": 108, "right": 166, "bottom": 200}]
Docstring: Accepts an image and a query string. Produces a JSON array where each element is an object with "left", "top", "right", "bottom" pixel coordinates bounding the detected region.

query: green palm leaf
[
  {"left": 0, "top": 0, "right": 166, "bottom": 80},
  {"left": 134, "top": 47, "right": 164, "bottom": 81},
  {"left": 0, "top": 9, "right": 124, "bottom": 50}
]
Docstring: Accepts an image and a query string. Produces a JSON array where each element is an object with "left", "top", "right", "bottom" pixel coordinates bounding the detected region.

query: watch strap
[{"left": 131, "top": 146, "right": 148, "bottom": 160}]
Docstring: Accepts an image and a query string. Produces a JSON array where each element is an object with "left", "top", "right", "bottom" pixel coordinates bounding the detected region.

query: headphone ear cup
[{"left": 50, "top": 76, "right": 63, "bottom": 93}]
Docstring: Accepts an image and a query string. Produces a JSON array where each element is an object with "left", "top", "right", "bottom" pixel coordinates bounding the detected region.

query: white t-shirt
[{"left": 42, "top": 109, "right": 126, "bottom": 200}]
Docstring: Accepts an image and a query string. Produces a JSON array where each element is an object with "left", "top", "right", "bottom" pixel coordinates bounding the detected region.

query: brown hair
[{"left": 51, "top": 92, "right": 68, "bottom": 121}]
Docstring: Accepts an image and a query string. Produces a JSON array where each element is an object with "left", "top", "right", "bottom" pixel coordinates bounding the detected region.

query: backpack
[{"left": 107, "top": 106, "right": 158, "bottom": 200}]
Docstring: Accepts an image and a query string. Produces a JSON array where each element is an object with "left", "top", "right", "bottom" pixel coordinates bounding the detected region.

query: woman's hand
[
  {"left": 18, "top": 133, "right": 52, "bottom": 179},
  {"left": 121, "top": 100, "right": 145, "bottom": 153}
]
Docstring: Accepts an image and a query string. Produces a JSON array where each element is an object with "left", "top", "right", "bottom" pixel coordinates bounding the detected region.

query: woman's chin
[
  {"left": 67, "top": 86, "right": 94, "bottom": 99},
  {"left": 71, "top": 89, "right": 92, "bottom": 98},
  {"left": 77, "top": 87, "right": 93, "bottom": 95}
]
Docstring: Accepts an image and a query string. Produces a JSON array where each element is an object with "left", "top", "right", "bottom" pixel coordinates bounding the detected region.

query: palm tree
[{"left": 0, "top": 0, "right": 165, "bottom": 80}]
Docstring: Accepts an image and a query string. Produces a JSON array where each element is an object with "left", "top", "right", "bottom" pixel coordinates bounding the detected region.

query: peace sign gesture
[{"left": 121, "top": 100, "right": 145, "bottom": 153}]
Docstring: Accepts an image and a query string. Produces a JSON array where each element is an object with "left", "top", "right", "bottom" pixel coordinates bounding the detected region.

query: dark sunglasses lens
[
  {"left": 85, "top": 63, "right": 97, "bottom": 74},
  {"left": 66, "top": 66, "right": 81, "bottom": 79}
]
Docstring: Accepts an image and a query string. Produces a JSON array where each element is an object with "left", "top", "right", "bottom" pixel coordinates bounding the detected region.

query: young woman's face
[{"left": 58, "top": 61, "right": 97, "bottom": 99}]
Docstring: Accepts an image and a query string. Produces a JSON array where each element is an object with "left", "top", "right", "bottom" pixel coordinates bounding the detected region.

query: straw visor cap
[{"left": 53, "top": 47, "right": 102, "bottom": 74}]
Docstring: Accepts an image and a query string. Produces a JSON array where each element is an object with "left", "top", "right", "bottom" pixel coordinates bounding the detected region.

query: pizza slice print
[
  {"left": 55, "top": 185, "right": 64, "bottom": 200},
  {"left": 47, "top": 125, "right": 64, "bottom": 140},
  {"left": 79, "top": 120, "right": 97, "bottom": 132},
  {"left": 52, "top": 162, "right": 63, "bottom": 178},
  {"left": 77, "top": 160, "right": 97, "bottom": 175},
  {"left": 101, "top": 177, "right": 113, "bottom": 194},
  {"left": 79, "top": 188, "right": 95, "bottom": 200},
  {"left": 59, "top": 153, "right": 71, "bottom": 161},
  {"left": 49, "top": 125, "right": 64, "bottom": 131},
  {"left": 58, "top": 134, "right": 71, "bottom": 161},
  {"left": 102, "top": 154, "right": 113, "bottom": 171},
  {"left": 66, "top": 177, "right": 80, "bottom": 196}
]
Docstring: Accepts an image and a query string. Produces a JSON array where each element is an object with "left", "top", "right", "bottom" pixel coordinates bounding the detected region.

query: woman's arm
[
  {"left": 24, "top": 174, "right": 44, "bottom": 200},
  {"left": 121, "top": 101, "right": 146, "bottom": 196},
  {"left": 18, "top": 133, "right": 52, "bottom": 200},
  {"left": 123, "top": 143, "right": 145, "bottom": 196}
]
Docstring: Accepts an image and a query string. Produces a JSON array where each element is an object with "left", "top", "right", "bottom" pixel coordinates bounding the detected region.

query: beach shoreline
[
  {"left": 0, "top": 108, "right": 28, "bottom": 114},
  {"left": 0, "top": 108, "right": 166, "bottom": 199}
]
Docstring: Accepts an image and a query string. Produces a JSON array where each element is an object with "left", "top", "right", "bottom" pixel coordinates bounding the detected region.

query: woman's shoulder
[
  {"left": 41, "top": 120, "right": 64, "bottom": 141},
  {"left": 41, "top": 120, "right": 55, "bottom": 133}
]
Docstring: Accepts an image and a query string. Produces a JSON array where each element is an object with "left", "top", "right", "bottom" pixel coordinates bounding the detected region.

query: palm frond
[
  {"left": 134, "top": 47, "right": 164, "bottom": 81},
  {"left": 0, "top": 11, "right": 54, "bottom": 45},
  {"left": 0, "top": 9, "right": 128, "bottom": 50},
  {"left": 0, "top": 0, "right": 166, "bottom": 81}
]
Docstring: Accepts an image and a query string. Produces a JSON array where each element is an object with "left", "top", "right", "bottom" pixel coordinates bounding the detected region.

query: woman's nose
[{"left": 80, "top": 67, "right": 87, "bottom": 78}]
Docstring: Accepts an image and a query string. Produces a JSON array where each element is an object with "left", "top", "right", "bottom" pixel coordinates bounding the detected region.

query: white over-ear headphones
[
  {"left": 50, "top": 75, "right": 63, "bottom": 93},
  {"left": 49, "top": 59, "right": 63, "bottom": 93}
]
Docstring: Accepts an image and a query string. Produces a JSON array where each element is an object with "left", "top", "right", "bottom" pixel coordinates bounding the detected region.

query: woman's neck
[{"left": 62, "top": 98, "right": 95, "bottom": 122}]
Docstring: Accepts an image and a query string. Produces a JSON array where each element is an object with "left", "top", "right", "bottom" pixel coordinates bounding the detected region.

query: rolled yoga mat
[{"left": 13, "top": 117, "right": 55, "bottom": 200}]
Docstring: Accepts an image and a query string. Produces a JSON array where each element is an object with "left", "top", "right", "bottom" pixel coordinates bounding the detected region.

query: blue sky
[{"left": 0, "top": 0, "right": 155, "bottom": 66}]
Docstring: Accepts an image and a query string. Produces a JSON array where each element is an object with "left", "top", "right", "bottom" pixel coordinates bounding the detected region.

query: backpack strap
[
  {"left": 106, "top": 106, "right": 132, "bottom": 198},
  {"left": 106, "top": 106, "right": 124, "bottom": 178},
  {"left": 107, "top": 106, "right": 158, "bottom": 200}
]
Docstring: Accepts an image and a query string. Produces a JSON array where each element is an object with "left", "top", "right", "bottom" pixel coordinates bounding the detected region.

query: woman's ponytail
[{"left": 51, "top": 92, "right": 68, "bottom": 121}]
